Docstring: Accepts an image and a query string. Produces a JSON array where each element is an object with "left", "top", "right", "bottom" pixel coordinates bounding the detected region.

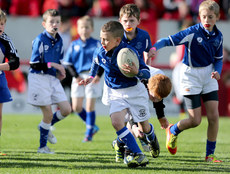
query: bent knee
[
  {"left": 190, "top": 118, "right": 201, "bottom": 128},
  {"left": 61, "top": 106, "right": 72, "bottom": 116}
]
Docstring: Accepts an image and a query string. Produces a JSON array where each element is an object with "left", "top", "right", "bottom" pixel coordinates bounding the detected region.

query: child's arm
[
  {"left": 153, "top": 100, "right": 169, "bottom": 129},
  {"left": 148, "top": 37, "right": 173, "bottom": 59},
  {"left": 212, "top": 58, "right": 223, "bottom": 80},
  {"left": 79, "top": 56, "right": 100, "bottom": 86},
  {"left": 0, "top": 56, "right": 19, "bottom": 71}
]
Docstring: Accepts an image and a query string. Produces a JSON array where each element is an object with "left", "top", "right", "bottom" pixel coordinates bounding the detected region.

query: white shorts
[
  {"left": 102, "top": 81, "right": 151, "bottom": 123},
  {"left": 71, "top": 72, "right": 102, "bottom": 98},
  {"left": 180, "top": 64, "right": 218, "bottom": 95},
  {"left": 172, "top": 62, "right": 183, "bottom": 102},
  {"left": 27, "top": 73, "right": 67, "bottom": 106}
]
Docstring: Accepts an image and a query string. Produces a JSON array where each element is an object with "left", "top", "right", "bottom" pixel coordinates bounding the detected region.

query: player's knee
[
  {"left": 207, "top": 113, "right": 219, "bottom": 125},
  {"left": 61, "top": 105, "right": 72, "bottom": 116},
  {"left": 190, "top": 118, "right": 201, "bottom": 127},
  {"left": 111, "top": 120, "right": 123, "bottom": 131},
  {"left": 72, "top": 106, "right": 82, "bottom": 113}
]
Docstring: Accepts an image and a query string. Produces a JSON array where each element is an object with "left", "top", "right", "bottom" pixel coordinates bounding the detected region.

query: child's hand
[
  {"left": 158, "top": 117, "right": 169, "bottom": 129},
  {"left": 55, "top": 64, "right": 66, "bottom": 80},
  {"left": 78, "top": 77, "right": 93, "bottom": 86},
  {"left": 122, "top": 62, "right": 138, "bottom": 76},
  {"left": 74, "top": 77, "right": 83, "bottom": 83},
  {"left": 147, "top": 47, "right": 156, "bottom": 59},
  {"left": 92, "top": 75, "right": 100, "bottom": 84},
  {"left": 211, "top": 71, "right": 220, "bottom": 80},
  {"left": 132, "top": 125, "right": 145, "bottom": 138}
]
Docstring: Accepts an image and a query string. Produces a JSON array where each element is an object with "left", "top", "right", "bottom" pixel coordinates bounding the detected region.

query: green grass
[{"left": 0, "top": 114, "right": 230, "bottom": 174}]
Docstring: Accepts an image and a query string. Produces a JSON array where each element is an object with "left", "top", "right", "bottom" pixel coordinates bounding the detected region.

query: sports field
[{"left": 0, "top": 114, "right": 230, "bottom": 174}]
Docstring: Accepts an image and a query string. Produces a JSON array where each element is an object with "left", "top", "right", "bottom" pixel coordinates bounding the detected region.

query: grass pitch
[{"left": 0, "top": 114, "right": 230, "bottom": 174}]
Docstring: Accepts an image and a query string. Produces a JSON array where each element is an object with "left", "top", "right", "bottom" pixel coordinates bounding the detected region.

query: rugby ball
[{"left": 117, "top": 48, "right": 139, "bottom": 78}]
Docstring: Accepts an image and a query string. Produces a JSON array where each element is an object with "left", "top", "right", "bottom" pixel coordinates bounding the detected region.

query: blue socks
[
  {"left": 170, "top": 123, "right": 182, "bottom": 136},
  {"left": 206, "top": 140, "right": 216, "bottom": 156},
  {"left": 85, "top": 111, "right": 96, "bottom": 137},
  {"left": 77, "top": 108, "right": 87, "bottom": 122},
  {"left": 51, "top": 110, "right": 65, "bottom": 126},
  {"left": 39, "top": 121, "right": 50, "bottom": 148},
  {"left": 117, "top": 127, "right": 142, "bottom": 154},
  {"left": 146, "top": 123, "right": 155, "bottom": 142}
]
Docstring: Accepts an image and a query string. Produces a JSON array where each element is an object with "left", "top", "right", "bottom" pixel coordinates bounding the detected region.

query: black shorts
[{"left": 184, "top": 91, "right": 218, "bottom": 109}]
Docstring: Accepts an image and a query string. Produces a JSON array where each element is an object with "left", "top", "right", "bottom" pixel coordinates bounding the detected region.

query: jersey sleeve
[
  {"left": 3, "top": 35, "right": 20, "bottom": 70},
  {"left": 63, "top": 42, "right": 73, "bottom": 65},
  {"left": 30, "top": 38, "right": 43, "bottom": 64},
  {"left": 89, "top": 48, "right": 100, "bottom": 77},
  {"left": 135, "top": 48, "right": 150, "bottom": 80},
  {"left": 145, "top": 33, "right": 152, "bottom": 52}
]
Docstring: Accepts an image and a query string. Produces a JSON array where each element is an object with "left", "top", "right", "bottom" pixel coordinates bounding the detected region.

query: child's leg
[
  {"left": 0, "top": 104, "right": 5, "bottom": 155},
  {"left": 111, "top": 110, "right": 142, "bottom": 154},
  {"left": 204, "top": 100, "right": 219, "bottom": 156},
  {"left": 85, "top": 98, "right": 96, "bottom": 139},
  {"left": 0, "top": 103, "right": 2, "bottom": 135},
  {"left": 175, "top": 94, "right": 203, "bottom": 134},
  {"left": 72, "top": 97, "right": 86, "bottom": 121},
  {"left": 51, "top": 101, "right": 71, "bottom": 125},
  {"left": 39, "top": 106, "right": 53, "bottom": 148},
  {"left": 139, "top": 120, "right": 160, "bottom": 158}
]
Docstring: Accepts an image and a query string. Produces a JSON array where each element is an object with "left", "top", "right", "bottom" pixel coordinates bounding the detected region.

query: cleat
[
  {"left": 112, "top": 139, "right": 125, "bottom": 162},
  {"left": 125, "top": 153, "right": 149, "bottom": 168},
  {"left": 139, "top": 137, "right": 150, "bottom": 152},
  {"left": 92, "top": 125, "right": 99, "bottom": 136},
  {"left": 48, "top": 130, "right": 57, "bottom": 144},
  {"left": 166, "top": 124, "right": 177, "bottom": 155},
  {"left": 38, "top": 125, "right": 57, "bottom": 144},
  {"left": 205, "top": 154, "right": 223, "bottom": 163},
  {"left": 123, "top": 147, "right": 132, "bottom": 164},
  {"left": 82, "top": 136, "right": 92, "bottom": 142},
  {"left": 0, "top": 152, "right": 7, "bottom": 156},
  {"left": 37, "top": 146, "right": 55, "bottom": 154},
  {"left": 148, "top": 135, "right": 160, "bottom": 158}
]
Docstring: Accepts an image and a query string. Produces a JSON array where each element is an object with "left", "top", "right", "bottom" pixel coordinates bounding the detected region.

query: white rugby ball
[{"left": 117, "top": 48, "right": 139, "bottom": 78}]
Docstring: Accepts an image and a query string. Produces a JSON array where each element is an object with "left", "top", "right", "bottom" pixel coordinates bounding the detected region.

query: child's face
[
  {"left": 119, "top": 14, "right": 140, "bottom": 33},
  {"left": 0, "top": 20, "right": 6, "bottom": 35},
  {"left": 77, "top": 20, "right": 93, "bottom": 41},
  {"left": 200, "top": 9, "right": 219, "bottom": 32},
  {"left": 42, "top": 16, "right": 61, "bottom": 37},
  {"left": 100, "top": 31, "right": 120, "bottom": 52}
]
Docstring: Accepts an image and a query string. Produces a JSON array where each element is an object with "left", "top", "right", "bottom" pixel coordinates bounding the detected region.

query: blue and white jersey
[
  {"left": 154, "top": 23, "right": 223, "bottom": 68},
  {"left": 63, "top": 37, "right": 101, "bottom": 73},
  {"left": 89, "top": 42, "right": 150, "bottom": 89},
  {"left": 29, "top": 30, "right": 64, "bottom": 76},
  {"left": 122, "top": 28, "right": 152, "bottom": 59}
]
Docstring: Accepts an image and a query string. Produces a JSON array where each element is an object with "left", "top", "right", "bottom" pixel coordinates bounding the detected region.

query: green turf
[{"left": 0, "top": 114, "right": 230, "bottom": 174}]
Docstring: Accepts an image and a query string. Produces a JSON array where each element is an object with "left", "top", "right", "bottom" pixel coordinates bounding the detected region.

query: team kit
[{"left": 0, "top": 0, "right": 224, "bottom": 168}]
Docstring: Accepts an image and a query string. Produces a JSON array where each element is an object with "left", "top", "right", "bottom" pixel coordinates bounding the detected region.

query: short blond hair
[
  {"left": 77, "top": 15, "right": 94, "bottom": 29},
  {"left": 148, "top": 74, "right": 172, "bottom": 99},
  {"left": 0, "top": 9, "right": 7, "bottom": 23},
  {"left": 119, "top": 4, "right": 140, "bottom": 21},
  {"left": 199, "top": 0, "right": 220, "bottom": 17}
]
